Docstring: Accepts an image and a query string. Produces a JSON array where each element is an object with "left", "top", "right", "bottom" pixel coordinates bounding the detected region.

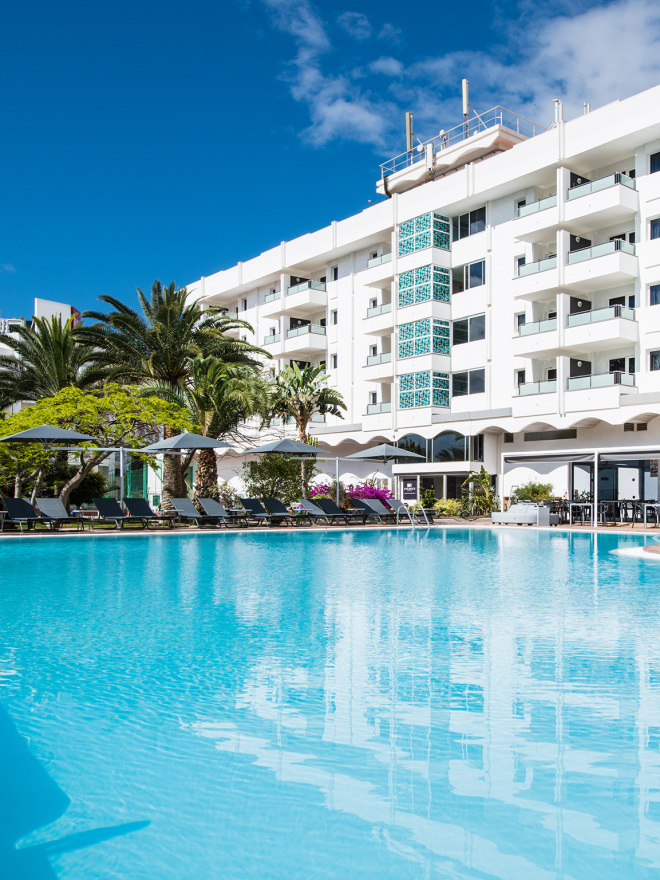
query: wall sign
[{"left": 402, "top": 478, "right": 418, "bottom": 501}]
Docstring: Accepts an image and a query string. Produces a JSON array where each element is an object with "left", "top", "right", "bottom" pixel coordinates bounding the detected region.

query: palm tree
[
  {"left": 269, "top": 363, "right": 346, "bottom": 495},
  {"left": 0, "top": 315, "right": 97, "bottom": 407},
  {"left": 79, "top": 280, "right": 266, "bottom": 500}
]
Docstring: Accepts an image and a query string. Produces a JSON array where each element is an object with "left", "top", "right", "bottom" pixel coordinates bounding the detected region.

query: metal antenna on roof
[{"left": 462, "top": 79, "right": 469, "bottom": 138}]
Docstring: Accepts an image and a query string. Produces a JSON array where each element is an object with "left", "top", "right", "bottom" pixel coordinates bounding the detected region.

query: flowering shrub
[
  {"left": 309, "top": 482, "right": 333, "bottom": 497},
  {"left": 346, "top": 483, "right": 394, "bottom": 506}
]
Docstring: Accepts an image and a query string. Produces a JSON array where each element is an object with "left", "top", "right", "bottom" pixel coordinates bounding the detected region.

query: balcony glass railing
[
  {"left": 567, "top": 371, "right": 635, "bottom": 390},
  {"left": 567, "top": 305, "right": 636, "bottom": 327},
  {"left": 263, "top": 333, "right": 281, "bottom": 345},
  {"left": 287, "top": 280, "right": 327, "bottom": 295},
  {"left": 219, "top": 310, "right": 239, "bottom": 319},
  {"left": 264, "top": 292, "right": 279, "bottom": 303},
  {"left": 517, "top": 379, "right": 558, "bottom": 396},
  {"left": 518, "top": 318, "right": 557, "bottom": 336},
  {"left": 366, "top": 352, "right": 392, "bottom": 366},
  {"left": 366, "top": 302, "right": 392, "bottom": 318},
  {"left": 567, "top": 239, "right": 636, "bottom": 264},
  {"left": 567, "top": 171, "right": 636, "bottom": 200},
  {"left": 516, "top": 194, "right": 558, "bottom": 218},
  {"left": 366, "top": 252, "right": 393, "bottom": 269},
  {"left": 366, "top": 402, "right": 392, "bottom": 414},
  {"left": 286, "top": 324, "right": 327, "bottom": 338},
  {"left": 310, "top": 413, "right": 326, "bottom": 423},
  {"left": 517, "top": 256, "right": 557, "bottom": 277}
]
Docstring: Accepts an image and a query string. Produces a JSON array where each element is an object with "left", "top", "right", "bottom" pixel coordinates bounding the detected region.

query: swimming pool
[{"left": 1, "top": 527, "right": 659, "bottom": 879}]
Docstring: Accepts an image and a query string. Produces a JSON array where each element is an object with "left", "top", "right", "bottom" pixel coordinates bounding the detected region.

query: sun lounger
[
  {"left": 35, "top": 497, "right": 85, "bottom": 531},
  {"left": 170, "top": 498, "right": 220, "bottom": 527},
  {"left": 262, "top": 498, "right": 301, "bottom": 526},
  {"left": 350, "top": 498, "right": 397, "bottom": 523},
  {"left": 491, "top": 504, "right": 560, "bottom": 526},
  {"left": 198, "top": 497, "right": 248, "bottom": 527},
  {"left": 387, "top": 498, "right": 416, "bottom": 525},
  {"left": 297, "top": 498, "right": 333, "bottom": 524},
  {"left": 239, "top": 498, "right": 282, "bottom": 526},
  {"left": 1, "top": 497, "right": 49, "bottom": 532},
  {"left": 310, "top": 497, "right": 363, "bottom": 525},
  {"left": 92, "top": 497, "right": 149, "bottom": 529},
  {"left": 123, "top": 497, "right": 173, "bottom": 529}
]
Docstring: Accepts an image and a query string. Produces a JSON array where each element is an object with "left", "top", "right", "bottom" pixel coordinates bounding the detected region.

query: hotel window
[
  {"left": 651, "top": 218, "right": 660, "bottom": 240},
  {"left": 464, "top": 260, "right": 485, "bottom": 290},
  {"left": 452, "top": 206, "right": 486, "bottom": 241},
  {"left": 331, "top": 354, "right": 338, "bottom": 369},
  {"left": 452, "top": 314, "right": 485, "bottom": 346},
  {"left": 651, "top": 152, "right": 660, "bottom": 174},
  {"left": 650, "top": 350, "right": 660, "bottom": 372},
  {"left": 332, "top": 266, "right": 339, "bottom": 281},
  {"left": 651, "top": 284, "right": 660, "bottom": 306},
  {"left": 331, "top": 309, "right": 338, "bottom": 324},
  {"left": 370, "top": 392, "right": 377, "bottom": 406},
  {"left": 452, "top": 368, "right": 485, "bottom": 397},
  {"left": 609, "top": 358, "right": 625, "bottom": 373},
  {"left": 516, "top": 313, "right": 526, "bottom": 330},
  {"left": 516, "top": 369, "right": 526, "bottom": 387}
]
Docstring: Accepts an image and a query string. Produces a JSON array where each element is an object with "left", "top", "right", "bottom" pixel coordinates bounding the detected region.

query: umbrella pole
[
  {"left": 336, "top": 457, "right": 340, "bottom": 507},
  {"left": 119, "top": 448, "right": 125, "bottom": 503}
]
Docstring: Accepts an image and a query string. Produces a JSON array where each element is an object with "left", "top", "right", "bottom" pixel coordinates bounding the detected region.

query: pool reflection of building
[{"left": 185, "top": 533, "right": 660, "bottom": 878}]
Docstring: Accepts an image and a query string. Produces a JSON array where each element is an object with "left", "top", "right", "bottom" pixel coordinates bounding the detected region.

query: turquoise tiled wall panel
[{"left": 398, "top": 212, "right": 450, "bottom": 255}]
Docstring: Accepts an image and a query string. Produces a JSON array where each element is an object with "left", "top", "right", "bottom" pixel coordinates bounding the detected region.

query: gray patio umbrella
[
  {"left": 0, "top": 424, "right": 97, "bottom": 447},
  {"left": 140, "top": 432, "right": 233, "bottom": 452},
  {"left": 245, "top": 438, "right": 325, "bottom": 455},
  {"left": 343, "top": 443, "right": 425, "bottom": 463}
]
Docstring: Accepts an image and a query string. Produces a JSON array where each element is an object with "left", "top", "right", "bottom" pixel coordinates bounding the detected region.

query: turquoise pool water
[{"left": 1, "top": 528, "right": 659, "bottom": 879}]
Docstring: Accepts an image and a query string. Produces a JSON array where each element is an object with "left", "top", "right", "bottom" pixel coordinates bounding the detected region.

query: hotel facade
[{"left": 189, "top": 86, "right": 660, "bottom": 504}]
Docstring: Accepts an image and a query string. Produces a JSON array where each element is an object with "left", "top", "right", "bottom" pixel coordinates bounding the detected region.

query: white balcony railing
[
  {"left": 517, "top": 380, "right": 558, "bottom": 396},
  {"left": 567, "top": 371, "right": 635, "bottom": 390},
  {"left": 366, "top": 252, "right": 393, "bottom": 269},
  {"left": 287, "top": 280, "right": 327, "bottom": 295},
  {"left": 517, "top": 256, "right": 557, "bottom": 277},
  {"left": 516, "top": 194, "right": 558, "bottom": 218},
  {"left": 263, "top": 333, "right": 281, "bottom": 344},
  {"left": 518, "top": 318, "right": 557, "bottom": 336},
  {"left": 366, "top": 352, "right": 392, "bottom": 366},
  {"left": 366, "top": 302, "right": 393, "bottom": 318},
  {"left": 567, "top": 171, "right": 636, "bottom": 200},
  {"left": 567, "top": 239, "right": 636, "bottom": 264},
  {"left": 366, "top": 402, "right": 392, "bottom": 414},
  {"left": 286, "top": 324, "right": 327, "bottom": 338},
  {"left": 567, "top": 305, "right": 635, "bottom": 327}
]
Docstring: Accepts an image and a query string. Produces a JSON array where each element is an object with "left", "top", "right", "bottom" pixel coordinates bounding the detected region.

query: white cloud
[
  {"left": 378, "top": 23, "right": 403, "bottom": 43},
  {"left": 1, "top": 264, "right": 16, "bottom": 274},
  {"left": 370, "top": 57, "right": 403, "bottom": 77},
  {"left": 337, "top": 11, "right": 371, "bottom": 41},
  {"left": 259, "top": 0, "right": 660, "bottom": 151}
]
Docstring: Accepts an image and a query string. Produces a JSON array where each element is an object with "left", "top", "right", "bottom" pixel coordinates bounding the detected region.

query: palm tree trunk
[
  {"left": 299, "top": 423, "right": 308, "bottom": 498},
  {"left": 161, "top": 425, "right": 185, "bottom": 507},
  {"left": 194, "top": 448, "right": 218, "bottom": 498}
]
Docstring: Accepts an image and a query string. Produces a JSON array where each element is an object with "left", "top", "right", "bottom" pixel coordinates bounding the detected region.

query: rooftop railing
[
  {"left": 287, "top": 280, "right": 327, "bottom": 295},
  {"left": 366, "top": 252, "right": 393, "bottom": 269},
  {"left": 366, "top": 352, "right": 392, "bottom": 366},
  {"left": 567, "top": 305, "right": 636, "bottom": 327},
  {"left": 517, "top": 317, "right": 558, "bottom": 336},
  {"left": 567, "top": 371, "right": 635, "bottom": 391},
  {"left": 567, "top": 239, "right": 636, "bottom": 264},
  {"left": 517, "top": 255, "right": 557, "bottom": 277},
  {"left": 286, "top": 324, "right": 327, "bottom": 338},
  {"left": 517, "top": 379, "right": 557, "bottom": 396},
  {"left": 366, "top": 302, "right": 392, "bottom": 318},
  {"left": 366, "top": 402, "right": 392, "bottom": 414},
  {"left": 567, "top": 171, "right": 636, "bottom": 200},
  {"left": 380, "top": 106, "right": 547, "bottom": 179},
  {"left": 516, "top": 194, "right": 557, "bottom": 218}
]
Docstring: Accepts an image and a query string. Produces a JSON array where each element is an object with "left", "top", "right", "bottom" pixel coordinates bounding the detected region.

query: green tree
[
  {"left": 79, "top": 280, "right": 265, "bottom": 499},
  {"left": 268, "top": 364, "right": 346, "bottom": 496},
  {"left": 0, "top": 385, "right": 192, "bottom": 507},
  {"left": 0, "top": 315, "right": 97, "bottom": 407},
  {"left": 461, "top": 466, "right": 497, "bottom": 516},
  {"left": 241, "top": 454, "right": 317, "bottom": 505}
]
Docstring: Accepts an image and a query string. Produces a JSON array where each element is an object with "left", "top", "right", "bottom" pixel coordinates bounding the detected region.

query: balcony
[
  {"left": 517, "top": 379, "right": 557, "bottom": 396},
  {"left": 512, "top": 318, "right": 559, "bottom": 358},
  {"left": 564, "top": 173, "right": 638, "bottom": 235},
  {"left": 513, "top": 195, "right": 560, "bottom": 243},
  {"left": 564, "top": 305, "right": 637, "bottom": 354},
  {"left": 564, "top": 240, "right": 638, "bottom": 292},
  {"left": 363, "top": 351, "right": 394, "bottom": 382},
  {"left": 513, "top": 256, "right": 559, "bottom": 301},
  {"left": 366, "top": 402, "right": 392, "bottom": 414},
  {"left": 512, "top": 380, "right": 558, "bottom": 418},
  {"left": 367, "top": 253, "right": 392, "bottom": 269},
  {"left": 364, "top": 301, "right": 394, "bottom": 336},
  {"left": 565, "top": 371, "right": 636, "bottom": 413},
  {"left": 265, "top": 281, "right": 328, "bottom": 318},
  {"left": 367, "top": 302, "right": 392, "bottom": 318},
  {"left": 283, "top": 324, "right": 327, "bottom": 356},
  {"left": 263, "top": 332, "right": 281, "bottom": 345},
  {"left": 262, "top": 333, "right": 284, "bottom": 357}
]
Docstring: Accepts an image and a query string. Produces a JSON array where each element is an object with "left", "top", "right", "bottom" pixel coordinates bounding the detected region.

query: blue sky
[{"left": 1, "top": 0, "right": 659, "bottom": 318}]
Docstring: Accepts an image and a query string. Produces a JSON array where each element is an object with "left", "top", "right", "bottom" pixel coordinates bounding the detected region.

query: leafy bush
[
  {"left": 512, "top": 481, "right": 554, "bottom": 502},
  {"left": 204, "top": 480, "right": 243, "bottom": 509},
  {"left": 434, "top": 497, "right": 462, "bottom": 517},
  {"left": 242, "top": 454, "right": 318, "bottom": 504},
  {"left": 420, "top": 487, "right": 436, "bottom": 508}
]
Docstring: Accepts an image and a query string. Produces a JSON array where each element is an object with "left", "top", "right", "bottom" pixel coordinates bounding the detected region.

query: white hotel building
[{"left": 189, "top": 85, "right": 660, "bottom": 504}]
